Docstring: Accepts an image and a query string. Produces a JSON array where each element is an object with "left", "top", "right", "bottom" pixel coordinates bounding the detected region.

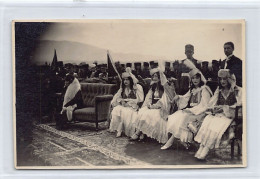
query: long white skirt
[
  {"left": 109, "top": 105, "right": 138, "bottom": 137},
  {"left": 194, "top": 113, "right": 233, "bottom": 149},
  {"left": 167, "top": 110, "right": 194, "bottom": 143},
  {"left": 136, "top": 106, "right": 168, "bottom": 144}
]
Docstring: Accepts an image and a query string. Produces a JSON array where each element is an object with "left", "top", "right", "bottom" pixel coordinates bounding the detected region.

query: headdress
[
  {"left": 189, "top": 68, "right": 207, "bottom": 84},
  {"left": 165, "top": 62, "right": 170, "bottom": 67},
  {"left": 218, "top": 69, "right": 236, "bottom": 89},
  {"left": 150, "top": 68, "right": 160, "bottom": 76},
  {"left": 122, "top": 67, "right": 138, "bottom": 84},
  {"left": 89, "top": 64, "right": 96, "bottom": 68},
  {"left": 126, "top": 63, "right": 132, "bottom": 67},
  {"left": 143, "top": 62, "right": 149, "bottom": 67},
  {"left": 185, "top": 44, "right": 194, "bottom": 52},
  {"left": 134, "top": 62, "right": 141, "bottom": 67},
  {"left": 183, "top": 59, "right": 207, "bottom": 84}
]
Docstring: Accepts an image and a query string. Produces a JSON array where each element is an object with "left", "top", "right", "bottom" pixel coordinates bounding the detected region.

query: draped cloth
[
  {"left": 194, "top": 86, "right": 242, "bottom": 149},
  {"left": 167, "top": 85, "right": 212, "bottom": 143},
  {"left": 62, "top": 78, "right": 81, "bottom": 121},
  {"left": 109, "top": 84, "right": 144, "bottom": 137}
]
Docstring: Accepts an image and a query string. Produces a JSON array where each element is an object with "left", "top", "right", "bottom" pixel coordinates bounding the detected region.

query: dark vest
[
  {"left": 151, "top": 88, "right": 164, "bottom": 104},
  {"left": 122, "top": 89, "right": 137, "bottom": 99},
  {"left": 217, "top": 90, "right": 237, "bottom": 106},
  {"left": 185, "top": 89, "right": 203, "bottom": 109}
]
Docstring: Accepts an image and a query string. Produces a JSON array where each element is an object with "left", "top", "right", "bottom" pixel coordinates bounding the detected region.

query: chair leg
[
  {"left": 95, "top": 113, "right": 99, "bottom": 131},
  {"left": 231, "top": 139, "right": 235, "bottom": 159},
  {"left": 237, "top": 140, "right": 241, "bottom": 156}
]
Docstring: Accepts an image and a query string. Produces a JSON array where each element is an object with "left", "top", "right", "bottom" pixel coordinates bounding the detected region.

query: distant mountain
[
  {"left": 32, "top": 40, "right": 106, "bottom": 65},
  {"left": 32, "top": 40, "right": 171, "bottom": 65}
]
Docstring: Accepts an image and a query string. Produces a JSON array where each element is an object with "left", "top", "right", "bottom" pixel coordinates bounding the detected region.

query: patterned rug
[{"left": 31, "top": 121, "right": 243, "bottom": 167}]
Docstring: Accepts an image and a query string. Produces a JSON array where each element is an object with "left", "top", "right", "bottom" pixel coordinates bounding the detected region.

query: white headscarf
[
  {"left": 189, "top": 68, "right": 207, "bottom": 84},
  {"left": 218, "top": 69, "right": 236, "bottom": 90},
  {"left": 122, "top": 67, "right": 138, "bottom": 84},
  {"left": 62, "top": 77, "right": 81, "bottom": 121}
]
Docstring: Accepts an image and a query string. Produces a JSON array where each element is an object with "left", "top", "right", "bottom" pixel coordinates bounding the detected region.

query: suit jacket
[
  {"left": 221, "top": 55, "right": 242, "bottom": 87},
  {"left": 141, "top": 69, "right": 151, "bottom": 78}
]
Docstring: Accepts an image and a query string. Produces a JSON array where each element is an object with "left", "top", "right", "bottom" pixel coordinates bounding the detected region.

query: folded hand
[{"left": 213, "top": 106, "right": 223, "bottom": 113}]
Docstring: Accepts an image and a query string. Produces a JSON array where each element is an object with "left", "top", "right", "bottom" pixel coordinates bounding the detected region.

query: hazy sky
[{"left": 41, "top": 20, "right": 244, "bottom": 62}]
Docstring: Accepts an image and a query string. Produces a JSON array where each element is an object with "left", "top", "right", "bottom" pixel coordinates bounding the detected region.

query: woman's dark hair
[
  {"left": 150, "top": 72, "right": 164, "bottom": 92},
  {"left": 190, "top": 73, "right": 204, "bottom": 92},
  {"left": 218, "top": 77, "right": 231, "bottom": 89},
  {"left": 121, "top": 76, "right": 134, "bottom": 97}
]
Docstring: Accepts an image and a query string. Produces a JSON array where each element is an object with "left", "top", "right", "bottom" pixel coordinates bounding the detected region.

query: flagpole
[{"left": 107, "top": 50, "right": 122, "bottom": 81}]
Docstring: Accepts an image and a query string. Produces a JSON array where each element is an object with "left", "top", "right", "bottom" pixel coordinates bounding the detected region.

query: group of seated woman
[{"left": 108, "top": 67, "right": 242, "bottom": 160}]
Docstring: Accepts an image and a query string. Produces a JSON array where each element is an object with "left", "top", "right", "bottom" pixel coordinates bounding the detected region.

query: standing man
[
  {"left": 89, "top": 64, "right": 99, "bottom": 78},
  {"left": 201, "top": 61, "right": 210, "bottom": 80},
  {"left": 180, "top": 44, "right": 201, "bottom": 72},
  {"left": 142, "top": 62, "right": 151, "bottom": 78},
  {"left": 178, "top": 44, "right": 201, "bottom": 95},
  {"left": 149, "top": 61, "right": 155, "bottom": 69},
  {"left": 132, "top": 62, "right": 143, "bottom": 77},
  {"left": 221, "top": 42, "right": 242, "bottom": 87},
  {"left": 164, "top": 62, "right": 171, "bottom": 78}
]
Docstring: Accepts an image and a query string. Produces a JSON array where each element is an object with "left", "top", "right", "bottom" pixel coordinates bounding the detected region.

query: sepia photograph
[{"left": 13, "top": 19, "right": 246, "bottom": 169}]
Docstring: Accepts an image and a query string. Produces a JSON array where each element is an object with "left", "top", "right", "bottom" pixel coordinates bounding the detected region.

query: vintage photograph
[{"left": 13, "top": 19, "right": 246, "bottom": 169}]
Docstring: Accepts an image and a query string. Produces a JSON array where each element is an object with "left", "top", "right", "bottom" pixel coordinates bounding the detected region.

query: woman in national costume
[
  {"left": 109, "top": 67, "right": 144, "bottom": 138},
  {"left": 194, "top": 69, "right": 242, "bottom": 160},
  {"left": 161, "top": 68, "right": 213, "bottom": 150},
  {"left": 131, "top": 68, "right": 176, "bottom": 143}
]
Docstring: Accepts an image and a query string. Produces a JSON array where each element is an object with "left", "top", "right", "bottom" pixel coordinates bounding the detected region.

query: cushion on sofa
[
  {"left": 80, "top": 83, "right": 117, "bottom": 107},
  {"left": 73, "top": 107, "right": 96, "bottom": 122}
]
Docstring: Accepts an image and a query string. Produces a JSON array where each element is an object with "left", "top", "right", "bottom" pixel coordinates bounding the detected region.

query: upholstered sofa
[{"left": 73, "top": 83, "right": 118, "bottom": 130}]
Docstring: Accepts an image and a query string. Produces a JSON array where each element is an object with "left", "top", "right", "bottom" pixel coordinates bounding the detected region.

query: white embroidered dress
[
  {"left": 135, "top": 83, "right": 175, "bottom": 144},
  {"left": 167, "top": 85, "right": 212, "bottom": 143},
  {"left": 109, "top": 84, "right": 144, "bottom": 137},
  {"left": 194, "top": 86, "right": 242, "bottom": 149}
]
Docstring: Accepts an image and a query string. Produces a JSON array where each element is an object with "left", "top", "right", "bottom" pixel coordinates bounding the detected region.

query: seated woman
[
  {"left": 194, "top": 69, "right": 242, "bottom": 160},
  {"left": 109, "top": 67, "right": 144, "bottom": 138},
  {"left": 131, "top": 68, "right": 176, "bottom": 143},
  {"left": 56, "top": 74, "right": 83, "bottom": 129},
  {"left": 161, "top": 68, "right": 212, "bottom": 150}
]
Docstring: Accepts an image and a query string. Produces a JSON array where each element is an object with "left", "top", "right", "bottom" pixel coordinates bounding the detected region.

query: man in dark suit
[{"left": 221, "top": 42, "right": 242, "bottom": 87}]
